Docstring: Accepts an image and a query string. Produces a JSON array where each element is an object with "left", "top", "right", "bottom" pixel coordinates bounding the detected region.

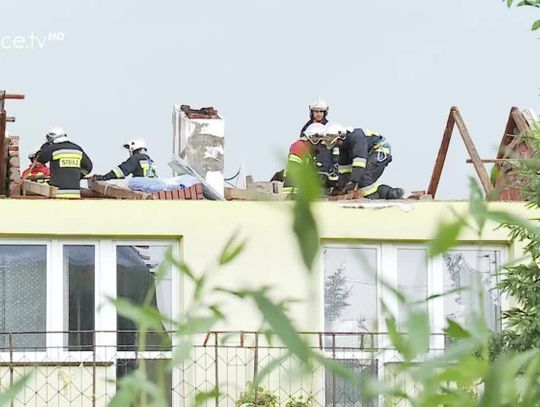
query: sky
[{"left": 1, "top": 0, "right": 539, "bottom": 199}]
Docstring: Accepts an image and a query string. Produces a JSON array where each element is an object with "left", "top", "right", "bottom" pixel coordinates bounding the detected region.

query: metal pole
[
  {"left": 214, "top": 332, "right": 219, "bottom": 407},
  {"left": 92, "top": 331, "right": 96, "bottom": 407},
  {"left": 9, "top": 333, "right": 14, "bottom": 407},
  {"left": 332, "top": 333, "right": 336, "bottom": 407},
  {"left": 253, "top": 333, "right": 259, "bottom": 406}
]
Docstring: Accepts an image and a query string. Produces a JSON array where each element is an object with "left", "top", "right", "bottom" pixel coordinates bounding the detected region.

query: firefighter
[
  {"left": 300, "top": 99, "right": 329, "bottom": 135},
  {"left": 36, "top": 127, "right": 93, "bottom": 199},
  {"left": 325, "top": 123, "right": 404, "bottom": 200},
  {"left": 95, "top": 139, "right": 157, "bottom": 180},
  {"left": 21, "top": 149, "right": 50, "bottom": 183},
  {"left": 283, "top": 123, "right": 336, "bottom": 194}
]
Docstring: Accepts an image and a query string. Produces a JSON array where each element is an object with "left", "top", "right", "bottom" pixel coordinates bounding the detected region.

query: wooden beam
[
  {"left": 511, "top": 108, "right": 530, "bottom": 134},
  {"left": 224, "top": 187, "right": 283, "bottom": 201},
  {"left": 452, "top": 107, "right": 494, "bottom": 195},
  {"left": 427, "top": 108, "right": 456, "bottom": 198},
  {"left": 21, "top": 180, "right": 58, "bottom": 197},
  {"left": 466, "top": 158, "right": 520, "bottom": 164}
]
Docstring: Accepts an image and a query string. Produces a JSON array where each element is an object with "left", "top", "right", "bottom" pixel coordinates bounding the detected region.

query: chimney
[{"left": 172, "top": 104, "right": 224, "bottom": 194}]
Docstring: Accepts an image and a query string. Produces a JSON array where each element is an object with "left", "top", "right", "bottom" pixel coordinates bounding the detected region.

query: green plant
[
  {"left": 236, "top": 385, "right": 278, "bottom": 407},
  {"left": 502, "top": 0, "right": 540, "bottom": 30},
  {"left": 285, "top": 393, "right": 313, "bottom": 407}
]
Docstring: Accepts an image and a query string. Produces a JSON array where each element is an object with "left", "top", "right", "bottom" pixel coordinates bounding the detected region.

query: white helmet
[
  {"left": 302, "top": 123, "right": 326, "bottom": 144},
  {"left": 309, "top": 99, "right": 328, "bottom": 112},
  {"left": 325, "top": 123, "right": 350, "bottom": 137},
  {"left": 46, "top": 126, "right": 67, "bottom": 142},
  {"left": 123, "top": 139, "right": 147, "bottom": 153}
]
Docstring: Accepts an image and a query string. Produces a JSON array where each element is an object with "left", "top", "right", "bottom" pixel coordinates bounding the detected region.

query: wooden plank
[
  {"left": 165, "top": 190, "right": 173, "bottom": 200},
  {"left": 185, "top": 187, "right": 192, "bottom": 199},
  {"left": 511, "top": 108, "right": 531, "bottom": 134},
  {"left": 466, "top": 158, "right": 519, "bottom": 164},
  {"left": 224, "top": 187, "right": 283, "bottom": 201},
  {"left": 452, "top": 107, "right": 494, "bottom": 195},
  {"left": 21, "top": 180, "right": 58, "bottom": 197},
  {"left": 427, "top": 108, "right": 456, "bottom": 198}
]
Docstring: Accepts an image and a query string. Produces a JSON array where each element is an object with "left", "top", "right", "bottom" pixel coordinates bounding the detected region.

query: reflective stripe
[
  {"left": 328, "top": 174, "right": 339, "bottom": 181},
  {"left": 282, "top": 186, "right": 295, "bottom": 195},
  {"left": 361, "top": 183, "right": 379, "bottom": 196},
  {"left": 52, "top": 149, "right": 83, "bottom": 159},
  {"left": 288, "top": 154, "right": 303, "bottom": 164},
  {"left": 338, "top": 165, "right": 352, "bottom": 174},
  {"left": 56, "top": 189, "right": 81, "bottom": 199},
  {"left": 113, "top": 167, "right": 125, "bottom": 178},
  {"left": 332, "top": 147, "right": 340, "bottom": 156},
  {"left": 352, "top": 157, "right": 367, "bottom": 168},
  {"left": 363, "top": 129, "right": 380, "bottom": 137}
]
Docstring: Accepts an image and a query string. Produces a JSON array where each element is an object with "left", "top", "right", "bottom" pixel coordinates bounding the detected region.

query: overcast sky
[{"left": 1, "top": 0, "right": 539, "bottom": 198}]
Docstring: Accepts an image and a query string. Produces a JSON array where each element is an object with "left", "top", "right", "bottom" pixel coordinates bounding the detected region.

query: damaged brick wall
[{"left": 6, "top": 136, "right": 20, "bottom": 196}]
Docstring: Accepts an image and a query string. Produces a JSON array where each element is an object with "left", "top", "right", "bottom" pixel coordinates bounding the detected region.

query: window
[
  {"left": 63, "top": 245, "right": 95, "bottom": 350},
  {"left": 323, "top": 244, "right": 505, "bottom": 336},
  {"left": 397, "top": 248, "right": 428, "bottom": 328},
  {"left": 0, "top": 245, "right": 47, "bottom": 349},
  {"left": 443, "top": 249, "right": 502, "bottom": 332},
  {"left": 116, "top": 245, "right": 173, "bottom": 350},
  {"left": 324, "top": 247, "right": 378, "bottom": 334}
]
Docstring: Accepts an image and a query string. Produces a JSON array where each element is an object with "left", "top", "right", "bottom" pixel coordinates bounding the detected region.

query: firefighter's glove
[
  {"left": 343, "top": 182, "right": 357, "bottom": 193},
  {"left": 94, "top": 175, "right": 106, "bottom": 181}
]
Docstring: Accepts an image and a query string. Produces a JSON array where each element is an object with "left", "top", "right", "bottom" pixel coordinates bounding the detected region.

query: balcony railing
[{"left": 0, "top": 330, "right": 448, "bottom": 406}]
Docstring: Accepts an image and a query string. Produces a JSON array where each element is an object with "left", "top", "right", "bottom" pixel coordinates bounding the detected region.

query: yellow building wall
[
  {"left": 0, "top": 199, "right": 532, "bottom": 333},
  {"left": 0, "top": 199, "right": 534, "bottom": 405}
]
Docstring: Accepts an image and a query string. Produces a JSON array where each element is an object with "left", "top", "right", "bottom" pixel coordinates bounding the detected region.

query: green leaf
[
  {"left": 469, "top": 177, "right": 487, "bottom": 231},
  {"left": 444, "top": 318, "right": 471, "bottom": 340},
  {"left": 250, "top": 290, "right": 312, "bottom": 362},
  {"left": 479, "top": 358, "right": 505, "bottom": 407},
  {"left": 177, "top": 315, "right": 221, "bottom": 335},
  {"left": 112, "top": 298, "right": 168, "bottom": 330},
  {"left": 194, "top": 389, "right": 220, "bottom": 406},
  {"left": 427, "top": 217, "right": 466, "bottom": 258},
  {"left": 0, "top": 375, "right": 30, "bottom": 406},
  {"left": 487, "top": 209, "right": 540, "bottom": 236},
  {"left": 288, "top": 160, "right": 321, "bottom": 272},
  {"left": 219, "top": 233, "right": 246, "bottom": 266},
  {"left": 253, "top": 354, "right": 288, "bottom": 387},
  {"left": 381, "top": 301, "right": 413, "bottom": 360},
  {"left": 532, "top": 19, "right": 540, "bottom": 30},
  {"left": 406, "top": 310, "right": 430, "bottom": 358}
]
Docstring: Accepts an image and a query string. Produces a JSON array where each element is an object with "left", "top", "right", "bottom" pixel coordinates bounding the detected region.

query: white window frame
[{"left": 321, "top": 242, "right": 508, "bottom": 357}]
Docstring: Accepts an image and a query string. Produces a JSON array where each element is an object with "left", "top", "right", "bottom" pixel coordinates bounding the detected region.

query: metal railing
[{"left": 0, "top": 330, "right": 448, "bottom": 406}]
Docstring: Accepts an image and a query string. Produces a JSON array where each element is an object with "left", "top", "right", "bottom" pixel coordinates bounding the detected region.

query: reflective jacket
[
  {"left": 338, "top": 128, "right": 391, "bottom": 183},
  {"left": 283, "top": 140, "right": 337, "bottom": 190},
  {"left": 102, "top": 152, "right": 158, "bottom": 180},
  {"left": 37, "top": 141, "right": 93, "bottom": 198}
]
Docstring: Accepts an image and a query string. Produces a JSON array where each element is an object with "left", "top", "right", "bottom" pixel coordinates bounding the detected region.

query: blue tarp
[{"left": 127, "top": 175, "right": 198, "bottom": 193}]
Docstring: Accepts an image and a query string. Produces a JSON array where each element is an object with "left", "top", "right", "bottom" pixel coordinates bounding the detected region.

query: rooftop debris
[
  {"left": 1, "top": 89, "right": 537, "bottom": 202},
  {"left": 428, "top": 106, "right": 537, "bottom": 201}
]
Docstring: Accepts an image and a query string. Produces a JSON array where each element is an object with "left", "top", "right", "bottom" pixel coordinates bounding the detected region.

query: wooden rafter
[{"left": 427, "top": 106, "right": 493, "bottom": 198}]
